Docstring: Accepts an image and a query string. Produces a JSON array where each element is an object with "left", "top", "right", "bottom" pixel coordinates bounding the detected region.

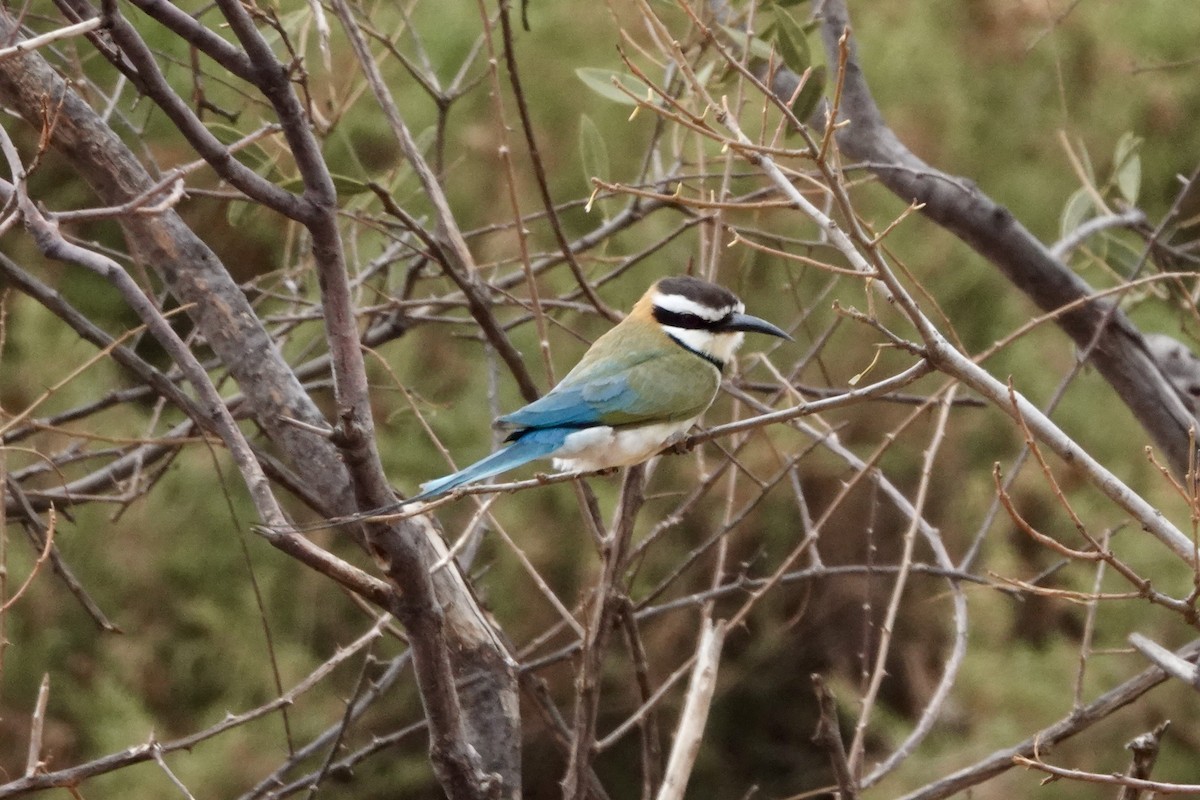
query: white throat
[{"left": 663, "top": 327, "right": 744, "bottom": 367}]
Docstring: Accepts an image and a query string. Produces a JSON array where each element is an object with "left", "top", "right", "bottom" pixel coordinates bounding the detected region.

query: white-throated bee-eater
[{"left": 411, "top": 275, "right": 791, "bottom": 501}]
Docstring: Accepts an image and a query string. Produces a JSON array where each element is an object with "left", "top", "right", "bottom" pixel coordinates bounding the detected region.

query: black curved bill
[{"left": 722, "top": 312, "right": 793, "bottom": 341}]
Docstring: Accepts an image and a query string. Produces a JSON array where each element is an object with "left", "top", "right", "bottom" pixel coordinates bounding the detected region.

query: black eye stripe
[{"left": 653, "top": 306, "right": 729, "bottom": 330}]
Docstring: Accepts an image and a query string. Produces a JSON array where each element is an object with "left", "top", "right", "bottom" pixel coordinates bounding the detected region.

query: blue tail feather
[{"left": 410, "top": 428, "right": 572, "bottom": 502}]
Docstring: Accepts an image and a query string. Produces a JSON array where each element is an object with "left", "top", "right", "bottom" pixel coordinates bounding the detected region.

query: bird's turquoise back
[
  {"left": 409, "top": 275, "right": 788, "bottom": 501},
  {"left": 497, "top": 318, "right": 721, "bottom": 432}
]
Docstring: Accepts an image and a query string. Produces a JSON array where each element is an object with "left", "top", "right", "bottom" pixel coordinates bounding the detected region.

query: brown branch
[
  {"left": 0, "top": 7, "right": 356, "bottom": 518},
  {"left": 496, "top": 0, "right": 619, "bottom": 323},
  {"left": 1119, "top": 721, "right": 1171, "bottom": 800},
  {"left": 0, "top": 125, "right": 401, "bottom": 619},
  {"left": 897, "top": 639, "right": 1200, "bottom": 800},
  {"left": 238, "top": 651, "right": 413, "bottom": 799},
  {"left": 23, "top": 674, "right": 50, "bottom": 778},
  {"left": 220, "top": 2, "right": 510, "bottom": 794},
  {"left": 0, "top": 620, "right": 388, "bottom": 798},
  {"left": 617, "top": 601, "right": 663, "bottom": 800},
  {"left": 0, "top": 21, "right": 522, "bottom": 797},
  {"left": 81, "top": 0, "right": 307, "bottom": 217},
  {"left": 1013, "top": 752, "right": 1200, "bottom": 794},
  {"left": 125, "top": 0, "right": 255, "bottom": 80},
  {"left": 656, "top": 618, "right": 726, "bottom": 800},
  {"left": 563, "top": 465, "right": 647, "bottom": 800},
  {"left": 0, "top": 251, "right": 218, "bottom": 441},
  {"left": 0, "top": 507, "right": 55, "bottom": 613},
  {"left": 811, "top": 674, "right": 858, "bottom": 800},
  {"left": 3, "top": 475, "right": 118, "bottom": 630},
  {"left": 1129, "top": 633, "right": 1200, "bottom": 689},
  {"left": 329, "top": 0, "right": 539, "bottom": 404},
  {"left": 809, "top": 0, "right": 1197, "bottom": 476}
]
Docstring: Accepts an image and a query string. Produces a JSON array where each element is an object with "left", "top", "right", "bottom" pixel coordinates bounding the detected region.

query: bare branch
[
  {"left": 811, "top": 674, "right": 858, "bottom": 800},
  {"left": 807, "top": 0, "right": 1197, "bottom": 475},
  {"left": 0, "top": 17, "right": 100, "bottom": 60},
  {"left": 655, "top": 619, "right": 726, "bottom": 800},
  {"left": 897, "top": 639, "right": 1200, "bottom": 800},
  {"left": 1119, "top": 721, "right": 1172, "bottom": 800},
  {"left": 1129, "top": 633, "right": 1200, "bottom": 690}
]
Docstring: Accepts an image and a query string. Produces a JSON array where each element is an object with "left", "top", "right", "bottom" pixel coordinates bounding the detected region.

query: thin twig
[
  {"left": 23, "top": 674, "right": 50, "bottom": 777},
  {"left": 896, "top": 639, "right": 1200, "bottom": 800},
  {"left": 1129, "top": 633, "right": 1200, "bottom": 689},
  {"left": 563, "top": 465, "right": 647, "bottom": 800},
  {"left": 1013, "top": 753, "right": 1200, "bottom": 794},
  {"left": 811, "top": 674, "right": 858, "bottom": 800},
  {"left": 0, "top": 17, "right": 102, "bottom": 61}
]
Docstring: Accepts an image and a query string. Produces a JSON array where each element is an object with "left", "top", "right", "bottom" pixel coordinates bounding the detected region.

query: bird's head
[{"left": 632, "top": 275, "right": 792, "bottom": 368}]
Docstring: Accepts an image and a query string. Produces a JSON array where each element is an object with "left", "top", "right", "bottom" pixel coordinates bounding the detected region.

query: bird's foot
[{"left": 661, "top": 429, "right": 696, "bottom": 456}]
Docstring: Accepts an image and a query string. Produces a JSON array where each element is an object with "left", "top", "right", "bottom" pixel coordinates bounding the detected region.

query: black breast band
[{"left": 666, "top": 333, "right": 725, "bottom": 372}]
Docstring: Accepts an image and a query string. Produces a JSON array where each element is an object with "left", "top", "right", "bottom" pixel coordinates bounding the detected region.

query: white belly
[{"left": 552, "top": 418, "right": 698, "bottom": 472}]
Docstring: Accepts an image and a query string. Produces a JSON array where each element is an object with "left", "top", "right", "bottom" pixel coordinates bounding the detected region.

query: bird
[
  {"left": 410, "top": 275, "right": 791, "bottom": 502},
  {"left": 1146, "top": 333, "right": 1200, "bottom": 414}
]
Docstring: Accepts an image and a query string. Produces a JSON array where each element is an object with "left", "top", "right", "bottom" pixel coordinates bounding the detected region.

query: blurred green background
[{"left": 2, "top": 1, "right": 1200, "bottom": 797}]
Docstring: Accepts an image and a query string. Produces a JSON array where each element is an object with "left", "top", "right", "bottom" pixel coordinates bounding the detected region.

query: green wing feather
[{"left": 498, "top": 325, "right": 720, "bottom": 431}]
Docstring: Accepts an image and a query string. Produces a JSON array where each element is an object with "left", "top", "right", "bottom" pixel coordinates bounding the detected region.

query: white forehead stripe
[{"left": 652, "top": 291, "right": 740, "bottom": 321}]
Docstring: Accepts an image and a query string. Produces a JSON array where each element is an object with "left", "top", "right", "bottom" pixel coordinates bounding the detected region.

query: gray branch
[{"left": 798, "top": 0, "right": 1197, "bottom": 476}]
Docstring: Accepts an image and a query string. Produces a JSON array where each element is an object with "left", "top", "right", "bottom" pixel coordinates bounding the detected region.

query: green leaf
[
  {"left": 206, "top": 123, "right": 271, "bottom": 172},
  {"left": 789, "top": 64, "right": 826, "bottom": 124},
  {"left": 226, "top": 158, "right": 279, "bottom": 228},
  {"left": 206, "top": 123, "right": 245, "bottom": 147},
  {"left": 1075, "top": 137, "right": 1096, "bottom": 185},
  {"left": 772, "top": 6, "right": 811, "bottom": 73},
  {"left": 279, "top": 174, "right": 373, "bottom": 196},
  {"left": 332, "top": 174, "right": 373, "bottom": 196},
  {"left": 575, "top": 68, "right": 645, "bottom": 106},
  {"left": 384, "top": 126, "right": 436, "bottom": 194},
  {"left": 413, "top": 125, "right": 437, "bottom": 156},
  {"left": 718, "top": 24, "right": 775, "bottom": 61},
  {"left": 578, "top": 114, "right": 609, "bottom": 185},
  {"left": 707, "top": 62, "right": 736, "bottom": 94},
  {"left": 226, "top": 199, "right": 252, "bottom": 229},
  {"left": 1112, "top": 132, "right": 1143, "bottom": 205},
  {"left": 1060, "top": 186, "right": 1094, "bottom": 240}
]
